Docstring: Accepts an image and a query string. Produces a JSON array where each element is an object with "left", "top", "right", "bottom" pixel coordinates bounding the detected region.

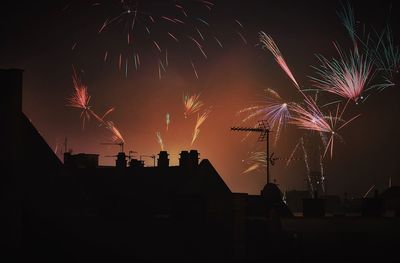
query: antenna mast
[{"left": 231, "top": 120, "right": 274, "bottom": 184}]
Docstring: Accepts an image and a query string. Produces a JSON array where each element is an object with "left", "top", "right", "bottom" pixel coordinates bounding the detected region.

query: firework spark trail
[
  {"left": 364, "top": 185, "right": 376, "bottom": 198},
  {"left": 319, "top": 148, "right": 325, "bottom": 193},
  {"left": 310, "top": 43, "right": 373, "bottom": 103},
  {"left": 183, "top": 92, "right": 204, "bottom": 118},
  {"left": 166, "top": 113, "right": 170, "bottom": 131},
  {"left": 191, "top": 61, "right": 199, "bottom": 79},
  {"left": 242, "top": 151, "right": 266, "bottom": 174},
  {"left": 188, "top": 36, "right": 208, "bottom": 59},
  {"left": 286, "top": 139, "right": 302, "bottom": 167},
  {"left": 156, "top": 131, "right": 164, "bottom": 150},
  {"left": 191, "top": 108, "right": 212, "bottom": 145},
  {"left": 168, "top": 32, "right": 179, "bottom": 42},
  {"left": 289, "top": 97, "right": 360, "bottom": 158},
  {"left": 259, "top": 32, "right": 300, "bottom": 89},
  {"left": 237, "top": 32, "right": 247, "bottom": 45},
  {"left": 238, "top": 88, "right": 294, "bottom": 145},
  {"left": 105, "top": 121, "right": 125, "bottom": 143},
  {"left": 214, "top": 37, "right": 223, "bottom": 48},
  {"left": 372, "top": 25, "right": 400, "bottom": 89},
  {"left": 300, "top": 137, "right": 313, "bottom": 193},
  {"left": 338, "top": 1, "right": 358, "bottom": 51}
]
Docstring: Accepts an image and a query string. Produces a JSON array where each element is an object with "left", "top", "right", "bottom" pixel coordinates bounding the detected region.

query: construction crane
[
  {"left": 100, "top": 141, "right": 124, "bottom": 152},
  {"left": 140, "top": 155, "right": 156, "bottom": 167},
  {"left": 231, "top": 120, "right": 274, "bottom": 184}
]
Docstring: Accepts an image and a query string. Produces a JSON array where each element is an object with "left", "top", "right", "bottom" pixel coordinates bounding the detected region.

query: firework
[
  {"left": 242, "top": 151, "right": 266, "bottom": 174},
  {"left": 156, "top": 131, "right": 164, "bottom": 150},
  {"left": 67, "top": 68, "right": 125, "bottom": 143},
  {"left": 338, "top": 1, "right": 358, "bottom": 51},
  {"left": 372, "top": 25, "right": 400, "bottom": 90},
  {"left": 66, "top": 68, "right": 96, "bottom": 129},
  {"left": 259, "top": 32, "right": 300, "bottom": 89},
  {"left": 289, "top": 97, "right": 360, "bottom": 158},
  {"left": 364, "top": 185, "right": 376, "bottom": 198},
  {"left": 166, "top": 113, "right": 170, "bottom": 131},
  {"left": 238, "top": 88, "right": 295, "bottom": 144},
  {"left": 183, "top": 92, "right": 204, "bottom": 118},
  {"left": 91, "top": 0, "right": 218, "bottom": 75},
  {"left": 191, "top": 61, "right": 199, "bottom": 79},
  {"left": 310, "top": 43, "right": 373, "bottom": 103},
  {"left": 105, "top": 121, "right": 125, "bottom": 143},
  {"left": 191, "top": 108, "right": 211, "bottom": 145}
]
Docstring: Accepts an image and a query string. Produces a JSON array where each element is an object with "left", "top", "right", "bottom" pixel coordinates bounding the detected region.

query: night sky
[{"left": 1, "top": 0, "right": 399, "bottom": 196}]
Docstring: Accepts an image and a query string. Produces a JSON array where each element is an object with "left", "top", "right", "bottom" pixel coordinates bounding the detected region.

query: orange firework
[
  {"left": 191, "top": 108, "right": 211, "bottom": 145},
  {"left": 183, "top": 92, "right": 204, "bottom": 118}
]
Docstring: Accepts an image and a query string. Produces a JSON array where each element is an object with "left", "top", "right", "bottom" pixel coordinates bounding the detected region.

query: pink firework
[
  {"left": 259, "top": 32, "right": 300, "bottom": 89},
  {"left": 311, "top": 44, "right": 373, "bottom": 103},
  {"left": 289, "top": 98, "right": 360, "bottom": 158},
  {"left": 238, "top": 88, "right": 297, "bottom": 144},
  {"left": 66, "top": 68, "right": 95, "bottom": 129}
]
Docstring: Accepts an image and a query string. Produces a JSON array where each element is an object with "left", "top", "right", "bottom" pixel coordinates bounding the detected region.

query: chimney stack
[
  {"left": 189, "top": 150, "right": 199, "bottom": 167},
  {"left": 179, "top": 150, "right": 200, "bottom": 169},
  {"left": 116, "top": 152, "right": 127, "bottom": 168},
  {"left": 157, "top": 151, "right": 169, "bottom": 168}
]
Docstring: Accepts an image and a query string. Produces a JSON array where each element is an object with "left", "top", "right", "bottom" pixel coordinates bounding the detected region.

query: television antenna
[{"left": 231, "top": 120, "right": 274, "bottom": 184}]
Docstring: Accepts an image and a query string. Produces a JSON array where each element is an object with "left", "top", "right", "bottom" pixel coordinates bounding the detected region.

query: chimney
[
  {"left": 0, "top": 69, "right": 23, "bottom": 162},
  {"left": 179, "top": 150, "right": 200, "bottom": 169},
  {"left": 157, "top": 151, "right": 169, "bottom": 168},
  {"left": 179, "top": 151, "right": 190, "bottom": 168},
  {"left": 189, "top": 150, "right": 199, "bottom": 167},
  {"left": 116, "top": 152, "right": 127, "bottom": 168}
]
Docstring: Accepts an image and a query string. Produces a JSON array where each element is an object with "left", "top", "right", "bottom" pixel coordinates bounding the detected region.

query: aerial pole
[{"left": 231, "top": 120, "right": 273, "bottom": 184}]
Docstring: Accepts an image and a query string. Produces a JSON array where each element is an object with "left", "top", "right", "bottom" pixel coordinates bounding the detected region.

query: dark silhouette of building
[
  {"left": 64, "top": 152, "right": 99, "bottom": 168},
  {"left": 303, "top": 191, "right": 326, "bottom": 217},
  {"left": 157, "top": 150, "right": 169, "bottom": 167},
  {"left": 1, "top": 69, "right": 63, "bottom": 259},
  {"left": 380, "top": 186, "right": 400, "bottom": 217},
  {"left": 3, "top": 68, "right": 400, "bottom": 262},
  {"left": 361, "top": 189, "right": 385, "bottom": 217},
  {"left": 286, "top": 190, "right": 311, "bottom": 213}
]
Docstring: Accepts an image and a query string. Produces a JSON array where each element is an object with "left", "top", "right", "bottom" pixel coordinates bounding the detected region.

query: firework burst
[
  {"left": 67, "top": 68, "right": 124, "bottom": 142},
  {"left": 89, "top": 0, "right": 229, "bottom": 78},
  {"left": 66, "top": 68, "right": 98, "bottom": 129},
  {"left": 289, "top": 98, "right": 360, "bottom": 158},
  {"left": 183, "top": 92, "right": 204, "bottom": 118},
  {"left": 238, "top": 88, "right": 296, "bottom": 144},
  {"left": 310, "top": 44, "right": 373, "bottom": 103}
]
